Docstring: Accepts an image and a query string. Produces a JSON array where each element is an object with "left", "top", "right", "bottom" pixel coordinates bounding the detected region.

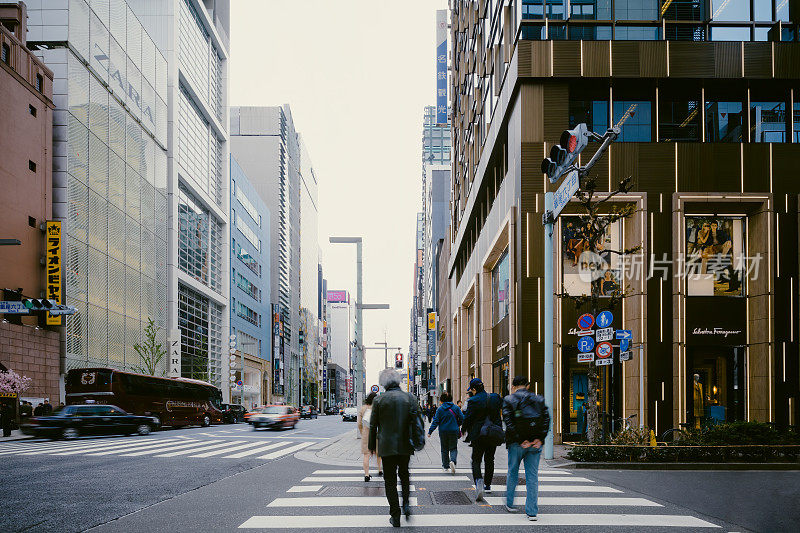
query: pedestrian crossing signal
[{"left": 395, "top": 353, "right": 403, "bottom": 368}]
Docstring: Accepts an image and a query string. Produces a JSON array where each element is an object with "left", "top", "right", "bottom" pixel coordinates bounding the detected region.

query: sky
[{"left": 230, "top": 0, "right": 448, "bottom": 389}]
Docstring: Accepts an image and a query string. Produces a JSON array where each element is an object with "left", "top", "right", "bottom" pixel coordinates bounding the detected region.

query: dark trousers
[
  {"left": 381, "top": 454, "right": 411, "bottom": 519},
  {"left": 439, "top": 432, "right": 459, "bottom": 469},
  {"left": 471, "top": 441, "right": 497, "bottom": 486}
]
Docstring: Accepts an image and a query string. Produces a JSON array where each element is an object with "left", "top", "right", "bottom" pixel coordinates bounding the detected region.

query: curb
[{"left": 573, "top": 462, "right": 800, "bottom": 470}]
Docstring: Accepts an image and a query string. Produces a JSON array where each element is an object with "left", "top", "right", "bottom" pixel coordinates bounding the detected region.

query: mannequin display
[{"left": 692, "top": 374, "right": 704, "bottom": 429}]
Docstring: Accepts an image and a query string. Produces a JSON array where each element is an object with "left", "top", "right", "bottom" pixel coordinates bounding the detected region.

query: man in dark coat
[
  {"left": 462, "top": 377, "right": 503, "bottom": 500},
  {"left": 502, "top": 376, "right": 550, "bottom": 520},
  {"left": 369, "top": 369, "right": 418, "bottom": 527}
]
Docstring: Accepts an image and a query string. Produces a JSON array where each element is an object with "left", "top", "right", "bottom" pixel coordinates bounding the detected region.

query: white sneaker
[
  {"left": 528, "top": 515, "right": 538, "bottom": 521},
  {"left": 442, "top": 467, "right": 449, "bottom": 473},
  {"left": 449, "top": 461, "right": 456, "bottom": 474}
]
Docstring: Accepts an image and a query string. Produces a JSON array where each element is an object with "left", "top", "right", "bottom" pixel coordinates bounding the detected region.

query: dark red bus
[{"left": 65, "top": 368, "right": 224, "bottom": 428}]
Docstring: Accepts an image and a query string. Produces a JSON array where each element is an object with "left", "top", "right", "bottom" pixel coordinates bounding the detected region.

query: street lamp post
[{"left": 329, "top": 237, "right": 390, "bottom": 405}]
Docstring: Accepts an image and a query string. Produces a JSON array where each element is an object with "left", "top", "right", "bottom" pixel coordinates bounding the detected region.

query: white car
[{"left": 342, "top": 407, "right": 358, "bottom": 422}]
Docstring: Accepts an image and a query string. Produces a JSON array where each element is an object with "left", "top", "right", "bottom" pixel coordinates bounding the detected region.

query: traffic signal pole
[{"left": 543, "top": 192, "right": 555, "bottom": 460}]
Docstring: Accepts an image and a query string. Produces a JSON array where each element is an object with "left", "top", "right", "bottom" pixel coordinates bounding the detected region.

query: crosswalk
[
  {"left": 239, "top": 466, "right": 723, "bottom": 530},
  {"left": 0, "top": 436, "right": 316, "bottom": 461}
]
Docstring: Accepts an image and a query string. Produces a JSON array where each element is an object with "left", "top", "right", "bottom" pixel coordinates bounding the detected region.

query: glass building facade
[{"left": 29, "top": 0, "right": 169, "bottom": 374}]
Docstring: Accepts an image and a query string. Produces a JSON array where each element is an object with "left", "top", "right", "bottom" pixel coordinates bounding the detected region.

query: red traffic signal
[
  {"left": 395, "top": 353, "right": 403, "bottom": 368},
  {"left": 541, "top": 123, "right": 590, "bottom": 183}
]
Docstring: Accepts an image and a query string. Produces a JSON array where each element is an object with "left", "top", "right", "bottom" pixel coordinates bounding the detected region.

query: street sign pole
[{"left": 543, "top": 192, "right": 555, "bottom": 460}]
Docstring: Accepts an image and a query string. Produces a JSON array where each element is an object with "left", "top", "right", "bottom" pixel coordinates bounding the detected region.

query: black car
[
  {"left": 219, "top": 403, "right": 248, "bottom": 423},
  {"left": 323, "top": 406, "right": 339, "bottom": 416},
  {"left": 300, "top": 405, "right": 318, "bottom": 419},
  {"left": 21, "top": 404, "right": 159, "bottom": 440}
]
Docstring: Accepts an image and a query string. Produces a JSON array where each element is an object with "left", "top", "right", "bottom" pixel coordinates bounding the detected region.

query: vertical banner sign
[
  {"left": 45, "top": 221, "right": 62, "bottom": 325},
  {"left": 436, "top": 9, "right": 448, "bottom": 125},
  {"left": 169, "top": 329, "right": 181, "bottom": 378}
]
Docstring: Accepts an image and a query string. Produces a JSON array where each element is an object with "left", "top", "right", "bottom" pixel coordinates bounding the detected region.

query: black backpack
[
  {"left": 409, "top": 395, "right": 426, "bottom": 451},
  {"left": 478, "top": 393, "right": 505, "bottom": 446}
]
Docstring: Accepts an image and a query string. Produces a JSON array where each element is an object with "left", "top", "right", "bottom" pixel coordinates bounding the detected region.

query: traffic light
[
  {"left": 395, "top": 353, "right": 403, "bottom": 369},
  {"left": 541, "top": 123, "right": 590, "bottom": 183},
  {"left": 23, "top": 299, "right": 55, "bottom": 311}
]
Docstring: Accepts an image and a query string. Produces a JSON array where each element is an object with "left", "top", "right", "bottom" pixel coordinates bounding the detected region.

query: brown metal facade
[{"left": 443, "top": 1, "right": 800, "bottom": 441}]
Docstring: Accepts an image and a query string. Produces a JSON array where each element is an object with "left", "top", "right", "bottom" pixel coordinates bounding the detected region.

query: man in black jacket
[
  {"left": 502, "top": 375, "right": 550, "bottom": 521},
  {"left": 369, "top": 369, "right": 418, "bottom": 527},
  {"left": 461, "top": 378, "right": 502, "bottom": 500}
]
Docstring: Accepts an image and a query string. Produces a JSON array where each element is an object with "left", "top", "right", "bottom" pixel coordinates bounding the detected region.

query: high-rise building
[
  {"left": 127, "top": 0, "right": 231, "bottom": 394},
  {"left": 327, "top": 290, "right": 355, "bottom": 405},
  {"left": 229, "top": 156, "right": 270, "bottom": 407},
  {"left": 230, "top": 105, "right": 319, "bottom": 407},
  {"left": 28, "top": 0, "right": 171, "bottom": 383},
  {"left": 443, "top": 0, "right": 800, "bottom": 441},
  {"left": 0, "top": 1, "right": 59, "bottom": 402}
]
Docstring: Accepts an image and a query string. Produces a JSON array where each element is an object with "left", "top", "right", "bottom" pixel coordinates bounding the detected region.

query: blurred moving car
[
  {"left": 21, "top": 404, "right": 159, "bottom": 440},
  {"left": 342, "top": 406, "right": 358, "bottom": 422},
  {"left": 323, "top": 406, "right": 338, "bottom": 416},
  {"left": 219, "top": 404, "right": 248, "bottom": 423},
  {"left": 300, "top": 405, "right": 318, "bottom": 419},
  {"left": 249, "top": 405, "right": 299, "bottom": 430}
]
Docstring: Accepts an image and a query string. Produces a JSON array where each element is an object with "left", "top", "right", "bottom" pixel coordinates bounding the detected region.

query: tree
[
  {"left": 0, "top": 369, "right": 32, "bottom": 394},
  {"left": 559, "top": 175, "right": 641, "bottom": 443},
  {"left": 132, "top": 318, "right": 166, "bottom": 376}
]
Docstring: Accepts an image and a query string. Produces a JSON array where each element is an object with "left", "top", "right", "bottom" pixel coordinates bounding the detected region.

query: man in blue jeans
[
  {"left": 427, "top": 391, "right": 464, "bottom": 473},
  {"left": 501, "top": 375, "right": 550, "bottom": 521}
]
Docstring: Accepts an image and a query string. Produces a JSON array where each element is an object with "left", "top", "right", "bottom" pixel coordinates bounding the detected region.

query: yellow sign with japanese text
[
  {"left": 46, "top": 221, "right": 62, "bottom": 326},
  {"left": 428, "top": 312, "right": 436, "bottom": 331}
]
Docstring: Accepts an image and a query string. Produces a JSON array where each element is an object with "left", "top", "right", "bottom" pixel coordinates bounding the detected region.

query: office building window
[
  {"left": 178, "top": 186, "right": 210, "bottom": 285},
  {"left": 665, "top": 23, "right": 706, "bottom": 40},
  {"left": 522, "top": 0, "right": 545, "bottom": 19},
  {"left": 659, "top": 98, "right": 701, "bottom": 142},
  {"left": 614, "top": 0, "right": 657, "bottom": 20},
  {"left": 705, "top": 101, "right": 745, "bottom": 142},
  {"left": 569, "top": 24, "right": 612, "bottom": 39},
  {"left": 179, "top": 284, "right": 209, "bottom": 381},
  {"left": 754, "top": 0, "right": 774, "bottom": 21},
  {"left": 793, "top": 102, "right": 800, "bottom": 142},
  {"left": 1, "top": 43, "right": 9, "bottom": 64},
  {"left": 569, "top": 97, "right": 609, "bottom": 133},
  {"left": 615, "top": 25, "right": 660, "bottom": 40},
  {"left": 777, "top": 1, "right": 790, "bottom": 21},
  {"left": 236, "top": 301, "right": 260, "bottom": 327},
  {"left": 710, "top": 26, "right": 751, "bottom": 40},
  {"left": 750, "top": 101, "right": 787, "bottom": 142},
  {"left": 663, "top": 0, "right": 706, "bottom": 21},
  {"left": 570, "top": 0, "right": 612, "bottom": 20},
  {"left": 29, "top": 104, "right": 36, "bottom": 116},
  {"left": 233, "top": 238, "right": 261, "bottom": 277},
  {"left": 35, "top": 74, "right": 43, "bottom": 92},
  {"left": 29, "top": 160, "right": 37, "bottom": 172},
  {"left": 492, "top": 251, "right": 510, "bottom": 325},
  {"left": 712, "top": 0, "right": 750, "bottom": 21},
  {"left": 613, "top": 100, "right": 652, "bottom": 141}
]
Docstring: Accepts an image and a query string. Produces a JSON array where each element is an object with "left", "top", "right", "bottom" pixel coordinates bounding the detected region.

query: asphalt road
[
  {"left": 2, "top": 415, "right": 798, "bottom": 533},
  {"left": 0, "top": 414, "right": 352, "bottom": 533}
]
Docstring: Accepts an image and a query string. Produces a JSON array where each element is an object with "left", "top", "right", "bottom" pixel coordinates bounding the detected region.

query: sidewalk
[
  {"left": 296, "top": 423, "right": 573, "bottom": 469},
  {"left": 0, "top": 429, "right": 31, "bottom": 442}
]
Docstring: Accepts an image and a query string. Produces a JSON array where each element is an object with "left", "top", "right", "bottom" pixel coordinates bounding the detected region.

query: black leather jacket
[
  {"left": 368, "top": 385, "right": 418, "bottom": 457},
  {"left": 502, "top": 389, "right": 550, "bottom": 445}
]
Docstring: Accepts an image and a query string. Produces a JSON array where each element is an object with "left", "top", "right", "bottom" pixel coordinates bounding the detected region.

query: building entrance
[{"left": 686, "top": 347, "right": 745, "bottom": 427}]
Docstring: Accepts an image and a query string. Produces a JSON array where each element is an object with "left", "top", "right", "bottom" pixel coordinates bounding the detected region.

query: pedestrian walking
[
  {"left": 358, "top": 391, "right": 382, "bottom": 482},
  {"left": 427, "top": 391, "right": 463, "bottom": 473},
  {"left": 1, "top": 402, "right": 13, "bottom": 437},
  {"left": 42, "top": 399, "right": 53, "bottom": 415},
  {"left": 33, "top": 403, "right": 43, "bottom": 416},
  {"left": 20, "top": 401, "right": 33, "bottom": 420},
  {"left": 368, "top": 369, "right": 419, "bottom": 527},
  {"left": 502, "top": 376, "right": 550, "bottom": 521},
  {"left": 462, "top": 377, "right": 504, "bottom": 500}
]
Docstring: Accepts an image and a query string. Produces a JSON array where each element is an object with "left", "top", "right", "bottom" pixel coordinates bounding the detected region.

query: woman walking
[
  {"left": 427, "top": 392, "right": 464, "bottom": 473},
  {"left": 358, "top": 391, "right": 382, "bottom": 481}
]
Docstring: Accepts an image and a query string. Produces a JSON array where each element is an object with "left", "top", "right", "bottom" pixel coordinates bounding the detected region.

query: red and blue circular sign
[
  {"left": 595, "top": 342, "right": 613, "bottom": 359},
  {"left": 578, "top": 313, "right": 595, "bottom": 330}
]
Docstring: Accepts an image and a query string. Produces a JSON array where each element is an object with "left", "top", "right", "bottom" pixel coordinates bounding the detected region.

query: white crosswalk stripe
[
  {"left": 0, "top": 437, "right": 314, "bottom": 461},
  {"left": 311, "top": 468, "right": 572, "bottom": 475},
  {"left": 238, "top": 466, "right": 722, "bottom": 530},
  {"left": 239, "top": 514, "right": 720, "bottom": 529}
]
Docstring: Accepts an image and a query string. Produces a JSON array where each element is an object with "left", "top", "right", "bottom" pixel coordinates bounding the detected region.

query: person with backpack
[
  {"left": 462, "top": 378, "right": 503, "bottom": 500},
  {"left": 502, "top": 375, "right": 550, "bottom": 521},
  {"left": 369, "top": 368, "right": 421, "bottom": 527},
  {"left": 358, "top": 391, "right": 382, "bottom": 482},
  {"left": 427, "top": 391, "right": 464, "bottom": 473}
]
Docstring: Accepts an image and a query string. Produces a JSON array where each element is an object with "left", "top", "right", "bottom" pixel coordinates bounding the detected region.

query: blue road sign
[
  {"left": 597, "top": 311, "right": 613, "bottom": 329},
  {"left": 616, "top": 329, "right": 632, "bottom": 340},
  {"left": 577, "top": 336, "right": 595, "bottom": 353},
  {"left": 371, "top": 385, "right": 380, "bottom": 393},
  {"left": 578, "top": 313, "right": 595, "bottom": 330},
  {"left": 619, "top": 339, "right": 630, "bottom": 352}
]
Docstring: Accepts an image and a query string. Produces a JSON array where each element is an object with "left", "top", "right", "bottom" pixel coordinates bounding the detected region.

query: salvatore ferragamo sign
[{"left": 686, "top": 298, "right": 746, "bottom": 346}]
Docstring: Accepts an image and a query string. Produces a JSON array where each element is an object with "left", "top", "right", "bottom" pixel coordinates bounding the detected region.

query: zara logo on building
[{"left": 92, "top": 43, "right": 155, "bottom": 127}]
